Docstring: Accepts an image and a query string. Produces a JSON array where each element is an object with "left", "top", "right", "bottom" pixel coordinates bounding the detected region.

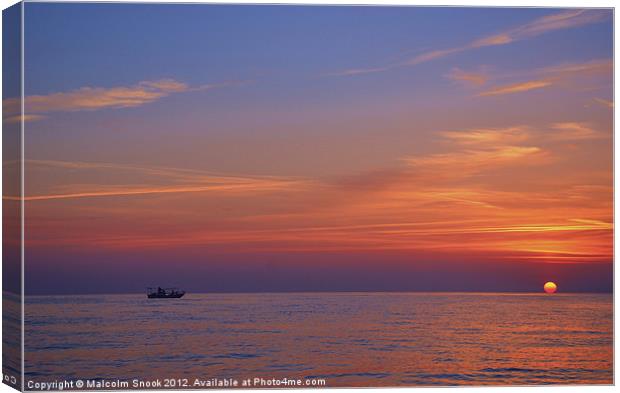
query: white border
[
  {"left": 0, "top": 2, "right": 616, "bottom": 393},
  {"left": 4, "top": 0, "right": 618, "bottom": 6}
]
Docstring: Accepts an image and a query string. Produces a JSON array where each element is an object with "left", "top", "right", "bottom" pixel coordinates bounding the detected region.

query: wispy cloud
[
  {"left": 325, "top": 66, "right": 392, "bottom": 77},
  {"left": 330, "top": 9, "right": 609, "bottom": 77},
  {"left": 406, "top": 10, "right": 608, "bottom": 65},
  {"left": 593, "top": 97, "right": 613, "bottom": 108},
  {"left": 14, "top": 182, "right": 302, "bottom": 202},
  {"left": 7, "top": 160, "right": 309, "bottom": 201},
  {"left": 477, "top": 80, "right": 552, "bottom": 96},
  {"left": 474, "top": 58, "right": 612, "bottom": 97},
  {"left": 404, "top": 122, "right": 603, "bottom": 177},
  {"left": 439, "top": 126, "right": 529, "bottom": 146},
  {"left": 539, "top": 58, "right": 612, "bottom": 77},
  {"left": 549, "top": 122, "right": 603, "bottom": 141},
  {"left": 382, "top": 126, "right": 551, "bottom": 182},
  {"left": 445, "top": 67, "right": 488, "bottom": 87},
  {"left": 3, "top": 78, "right": 245, "bottom": 121},
  {"left": 503, "top": 9, "right": 609, "bottom": 39},
  {"left": 440, "top": 122, "right": 604, "bottom": 146},
  {"left": 404, "top": 144, "right": 547, "bottom": 179},
  {"left": 3, "top": 114, "right": 47, "bottom": 124}
]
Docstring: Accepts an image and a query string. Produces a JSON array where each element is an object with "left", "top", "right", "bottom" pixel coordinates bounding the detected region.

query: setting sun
[{"left": 544, "top": 282, "right": 558, "bottom": 294}]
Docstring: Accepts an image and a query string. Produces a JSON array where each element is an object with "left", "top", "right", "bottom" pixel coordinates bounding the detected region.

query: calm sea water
[{"left": 21, "top": 292, "right": 612, "bottom": 387}]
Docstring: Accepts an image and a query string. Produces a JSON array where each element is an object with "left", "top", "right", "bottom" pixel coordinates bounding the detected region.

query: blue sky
[{"left": 24, "top": 5, "right": 611, "bottom": 92}]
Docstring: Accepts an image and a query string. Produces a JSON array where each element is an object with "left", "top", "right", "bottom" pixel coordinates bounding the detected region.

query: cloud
[
  {"left": 405, "top": 146, "right": 546, "bottom": 178},
  {"left": 593, "top": 98, "right": 613, "bottom": 108},
  {"left": 504, "top": 9, "right": 609, "bottom": 40},
  {"left": 325, "top": 66, "right": 392, "bottom": 77},
  {"left": 549, "top": 122, "right": 603, "bottom": 141},
  {"left": 3, "top": 114, "right": 46, "bottom": 124},
  {"left": 330, "top": 9, "right": 609, "bottom": 77},
  {"left": 470, "top": 34, "right": 514, "bottom": 47},
  {"left": 3, "top": 79, "right": 189, "bottom": 115},
  {"left": 407, "top": 48, "right": 464, "bottom": 66},
  {"left": 138, "top": 79, "right": 188, "bottom": 92},
  {"left": 539, "top": 58, "right": 612, "bottom": 77},
  {"left": 399, "top": 125, "right": 552, "bottom": 180},
  {"left": 439, "top": 126, "right": 529, "bottom": 146},
  {"left": 414, "top": 10, "right": 609, "bottom": 64},
  {"left": 402, "top": 122, "right": 603, "bottom": 179},
  {"left": 14, "top": 182, "right": 300, "bottom": 201},
  {"left": 440, "top": 122, "right": 604, "bottom": 146},
  {"left": 445, "top": 67, "right": 488, "bottom": 87},
  {"left": 474, "top": 58, "right": 611, "bottom": 97},
  {"left": 9, "top": 160, "right": 309, "bottom": 202},
  {"left": 2, "top": 78, "right": 244, "bottom": 120},
  {"left": 477, "top": 80, "right": 552, "bottom": 96}
]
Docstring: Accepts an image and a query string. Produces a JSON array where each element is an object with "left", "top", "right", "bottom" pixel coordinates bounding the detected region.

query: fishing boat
[{"left": 147, "top": 287, "right": 185, "bottom": 299}]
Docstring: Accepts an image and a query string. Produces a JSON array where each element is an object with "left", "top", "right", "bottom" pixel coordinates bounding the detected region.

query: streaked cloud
[
  {"left": 539, "top": 58, "right": 612, "bottom": 77},
  {"left": 3, "top": 114, "right": 47, "bottom": 124},
  {"left": 475, "top": 58, "right": 611, "bottom": 97},
  {"left": 470, "top": 34, "right": 513, "bottom": 47},
  {"left": 9, "top": 160, "right": 309, "bottom": 201},
  {"left": 411, "top": 10, "right": 608, "bottom": 64},
  {"left": 14, "top": 182, "right": 302, "bottom": 201},
  {"left": 325, "top": 66, "right": 392, "bottom": 77},
  {"left": 439, "top": 126, "right": 529, "bottom": 146},
  {"left": 3, "top": 79, "right": 244, "bottom": 120},
  {"left": 404, "top": 140, "right": 547, "bottom": 179},
  {"left": 478, "top": 80, "right": 552, "bottom": 96},
  {"left": 403, "top": 122, "right": 604, "bottom": 179},
  {"left": 35, "top": 217, "right": 610, "bottom": 254},
  {"left": 549, "top": 122, "right": 603, "bottom": 141},
  {"left": 406, "top": 146, "right": 545, "bottom": 176},
  {"left": 593, "top": 97, "right": 613, "bottom": 108},
  {"left": 407, "top": 48, "right": 463, "bottom": 66},
  {"left": 445, "top": 67, "right": 488, "bottom": 87},
  {"left": 504, "top": 9, "right": 608, "bottom": 39},
  {"left": 330, "top": 9, "right": 609, "bottom": 76},
  {"left": 440, "top": 122, "right": 604, "bottom": 146}
]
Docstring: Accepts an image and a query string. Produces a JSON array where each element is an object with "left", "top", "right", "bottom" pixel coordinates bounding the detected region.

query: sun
[{"left": 544, "top": 281, "right": 557, "bottom": 294}]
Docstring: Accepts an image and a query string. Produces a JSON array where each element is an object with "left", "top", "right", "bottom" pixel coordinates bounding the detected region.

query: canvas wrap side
[{"left": 3, "top": 2, "right": 24, "bottom": 391}]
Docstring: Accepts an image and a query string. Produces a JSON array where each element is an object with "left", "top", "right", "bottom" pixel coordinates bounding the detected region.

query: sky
[{"left": 6, "top": 4, "right": 613, "bottom": 294}]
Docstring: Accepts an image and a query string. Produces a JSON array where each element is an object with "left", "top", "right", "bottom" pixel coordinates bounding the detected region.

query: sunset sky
[{"left": 8, "top": 4, "right": 613, "bottom": 294}]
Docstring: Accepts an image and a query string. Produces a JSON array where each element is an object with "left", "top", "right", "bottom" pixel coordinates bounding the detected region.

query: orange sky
[{"left": 21, "top": 116, "right": 612, "bottom": 265}]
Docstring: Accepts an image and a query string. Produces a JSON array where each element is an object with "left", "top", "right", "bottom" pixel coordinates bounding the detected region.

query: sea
[{"left": 11, "top": 292, "right": 614, "bottom": 388}]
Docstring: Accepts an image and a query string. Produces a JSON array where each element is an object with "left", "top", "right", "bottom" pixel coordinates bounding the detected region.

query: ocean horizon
[{"left": 12, "top": 289, "right": 615, "bottom": 297}]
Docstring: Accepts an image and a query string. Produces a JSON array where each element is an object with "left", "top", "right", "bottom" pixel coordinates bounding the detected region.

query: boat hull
[{"left": 147, "top": 293, "right": 185, "bottom": 299}]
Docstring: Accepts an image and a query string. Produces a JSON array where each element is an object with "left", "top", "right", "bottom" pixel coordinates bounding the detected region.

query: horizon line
[{"left": 6, "top": 289, "right": 613, "bottom": 297}]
